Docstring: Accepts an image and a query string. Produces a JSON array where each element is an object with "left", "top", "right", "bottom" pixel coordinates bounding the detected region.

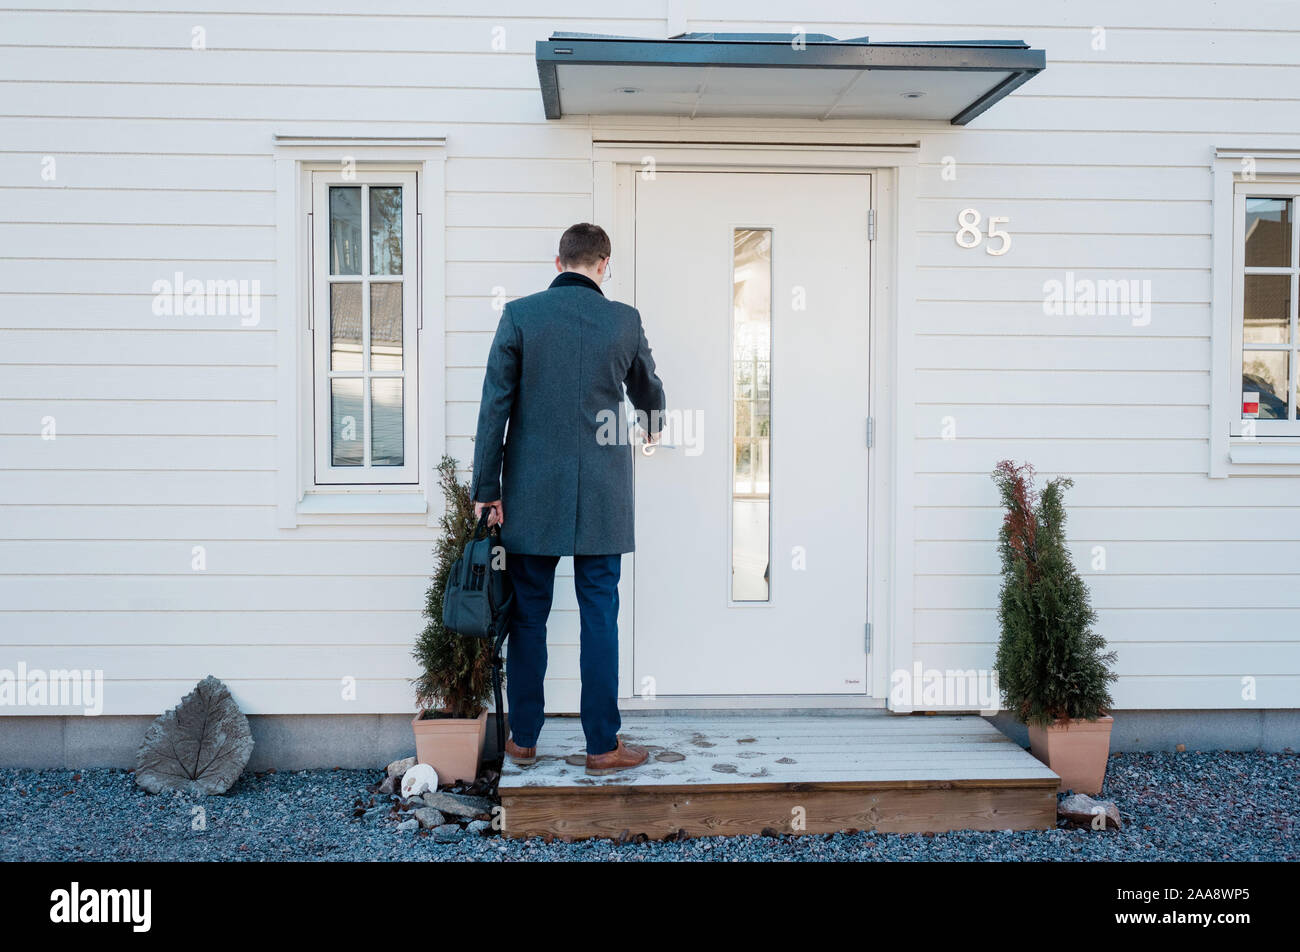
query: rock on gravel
[
  {"left": 385, "top": 757, "right": 416, "bottom": 780},
  {"left": 466, "top": 820, "right": 491, "bottom": 835},
  {"left": 431, "top": 823, "right": 465, "bottom": 842},
  {"left": 423, "top": 791, "right": 492, "bottom": 818},
  {"left": 414, "top": 808, "right": 446, "bottom": 829},
  {"left": 396, "top": 819, "right": 419, "bottom": 832},
  {"left": 1058, "top": 793, "right": 1122, "bottom": 830}
]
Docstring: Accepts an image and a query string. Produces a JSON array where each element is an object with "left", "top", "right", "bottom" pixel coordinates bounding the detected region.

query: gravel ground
[{"left": 1, "top": 750, "right": 1294, "bottom": 861}]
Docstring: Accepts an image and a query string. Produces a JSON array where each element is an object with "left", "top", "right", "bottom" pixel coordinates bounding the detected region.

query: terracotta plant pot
[
  {"left": 411, "top": 708, "right": 488, "bottom": 784},
  {"left": 1027, "top": 715, "right": 1114, "bottom": 794}
]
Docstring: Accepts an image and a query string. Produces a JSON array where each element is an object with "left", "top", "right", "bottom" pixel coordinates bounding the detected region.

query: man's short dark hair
[{"left": 558, "top": 223, "right": 611, "bottom": 268}]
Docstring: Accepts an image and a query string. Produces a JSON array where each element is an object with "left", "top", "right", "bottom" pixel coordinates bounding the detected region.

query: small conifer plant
[
  {"left": 411, "top": 456, "right": 495, "bottom": 720},
  {"left": 991, "top": 460, "right": 1117, "bottom": 727}
]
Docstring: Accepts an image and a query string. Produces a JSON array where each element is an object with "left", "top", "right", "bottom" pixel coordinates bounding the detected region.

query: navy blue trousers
[{"left": 505, "top": 553, "right": 621, "bottom": 755}]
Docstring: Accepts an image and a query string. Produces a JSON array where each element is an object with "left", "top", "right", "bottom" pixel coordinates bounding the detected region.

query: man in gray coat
[{"left": 470, "top": 223, "right": 665, "bottom": 775}]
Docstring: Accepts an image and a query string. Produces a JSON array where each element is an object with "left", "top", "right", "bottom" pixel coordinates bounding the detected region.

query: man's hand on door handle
[{"left": 640, "top": 428, "right": 663, "bottom": 456}]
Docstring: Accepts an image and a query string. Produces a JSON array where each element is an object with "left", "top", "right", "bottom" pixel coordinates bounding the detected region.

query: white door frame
[{"left": 592, "top": 137, "right": 920, "bottom": 710}]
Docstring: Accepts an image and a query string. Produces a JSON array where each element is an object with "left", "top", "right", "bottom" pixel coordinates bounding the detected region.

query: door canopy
[{"left": 536, "top": 32, "right": 1045, "bottom": 126}]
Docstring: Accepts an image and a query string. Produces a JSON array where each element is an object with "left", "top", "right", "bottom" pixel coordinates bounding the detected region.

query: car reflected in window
[{"left": 1243, "top": 372, "right": 1287, "bottom": 420}]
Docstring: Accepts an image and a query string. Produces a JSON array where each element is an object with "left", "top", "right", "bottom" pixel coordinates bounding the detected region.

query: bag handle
[{"left": 460, "top": 508, "right": 494, "bottom": 590}]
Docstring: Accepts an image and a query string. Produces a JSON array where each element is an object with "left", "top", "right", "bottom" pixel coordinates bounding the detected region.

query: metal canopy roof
[{"left": 535, "top": 33, "right": 1045, "bottom": 125}]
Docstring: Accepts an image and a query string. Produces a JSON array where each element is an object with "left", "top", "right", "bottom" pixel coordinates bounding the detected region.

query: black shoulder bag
[{"left": 442, "top": 509, "right": 514, "bottom": 774}]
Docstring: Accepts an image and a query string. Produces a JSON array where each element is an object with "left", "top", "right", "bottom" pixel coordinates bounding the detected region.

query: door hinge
[
  {"left": 866, "top": 416, "right": 874, "bottom": 448},
  {"left": 867, "top": 208, "right": 876, "bottom": 241},
  {"left": 865, "top": 622, "right": 872, "bottom": 653}
]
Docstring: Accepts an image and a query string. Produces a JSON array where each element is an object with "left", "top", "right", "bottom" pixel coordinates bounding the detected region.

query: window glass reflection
[
  {"left": 1245, "top": 197, "right": 1291, "bottom": 268},
  {"left": 369, "top": 186, "right": 403, "bottom": 275},
  {"left": 1243, "top": 351, "right": 1289, "bottom": 420},
  {"left": 732, "top": 228, "right": 771, "bottom": 602},
  {"left": 329, "top": 187, "right": 362, "bottom": 275}
]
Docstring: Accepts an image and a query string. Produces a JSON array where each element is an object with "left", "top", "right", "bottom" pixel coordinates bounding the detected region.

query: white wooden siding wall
[
  {"left": 0, "top": 2, "right": 663, "bottom": 715},
  {"left": 1, "top": 0, "right": 1297, "bottom": 716}
]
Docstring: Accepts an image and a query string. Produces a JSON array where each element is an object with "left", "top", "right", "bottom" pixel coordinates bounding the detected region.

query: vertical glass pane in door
[
  {"left": 369, "top": 186, "right": 403, "bottom": 275},
  {"left": 330, "top": 378, "right": 364, "bottom": 465},
  {"left": 371, "top": 378, "right": 404, "bottom": 466},
  {"left": 329, "top": 283, "right": 362, "bottom": 370},
  {"left": 369, "top": 283, "right": 403, "bottom": 370},
  {"left": 732, "top": 228, "right": 772, "bottom": 602},
  {"left": 329, "top": 187, "right": 362, "bottom": 275}
]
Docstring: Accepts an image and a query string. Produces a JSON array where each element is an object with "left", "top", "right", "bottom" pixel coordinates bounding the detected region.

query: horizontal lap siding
[
  {"left": 0, "top": 5, "right": 660, "bottom": 716},
  {"left": 4, "top": 1, "right": 1298, "bottom": 716}
]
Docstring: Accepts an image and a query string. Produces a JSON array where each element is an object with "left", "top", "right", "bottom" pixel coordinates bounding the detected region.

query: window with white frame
[
  {"left": 1233, "top": 183, "right": 1300, "bottom": 436},
  {"left": 310, "top": 170, "right": 419, "bottom": 483}
]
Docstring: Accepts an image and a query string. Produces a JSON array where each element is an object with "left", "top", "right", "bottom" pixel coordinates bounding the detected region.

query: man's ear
[{"left": 555, "top": 255, "right": 564, "bottom": 272}]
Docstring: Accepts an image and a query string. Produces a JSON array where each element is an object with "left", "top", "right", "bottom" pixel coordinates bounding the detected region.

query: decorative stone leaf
[{"left": 135, "top": 676, "right": 254, "bottom": 796}]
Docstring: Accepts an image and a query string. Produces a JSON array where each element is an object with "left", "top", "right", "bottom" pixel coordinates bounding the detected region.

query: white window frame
[
  {"left": 1230, "top": 182, "right": 1300, "bottom": 438},
  {"left": 1211, "top": 148, "right": 1300, "bottom": 475},
  {"left": 272, "top": 135, "right": 446, "bottom": 524},
  {"left": 311, "top": 170, "right": 420, "bottom": 484}
]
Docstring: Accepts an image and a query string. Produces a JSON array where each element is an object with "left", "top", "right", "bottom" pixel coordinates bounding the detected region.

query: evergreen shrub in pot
[
  {"left": 410, "top": 456, "right": 496, "bottom": 783},
  {"left": 991, "top": 460, "right": 1119, "bottom": 794}
]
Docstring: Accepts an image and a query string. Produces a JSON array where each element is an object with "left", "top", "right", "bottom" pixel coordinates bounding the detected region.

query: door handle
[{"left": 641, "top": 441, "right": 679, "bottom": 456}]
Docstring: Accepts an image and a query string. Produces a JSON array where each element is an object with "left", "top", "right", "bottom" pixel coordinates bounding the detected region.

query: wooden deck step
[{"left": 499, "top": 714, "right": 1059, "bottom": 840}]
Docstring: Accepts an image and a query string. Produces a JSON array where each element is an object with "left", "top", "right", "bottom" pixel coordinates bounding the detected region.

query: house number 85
[{"left": 955, "top": 208, "right": 1011, "bottom": 256}]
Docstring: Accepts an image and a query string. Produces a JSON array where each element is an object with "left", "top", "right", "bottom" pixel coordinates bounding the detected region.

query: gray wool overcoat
[{"left": 469, "top": 271, "right": 666, "bottom": 556}]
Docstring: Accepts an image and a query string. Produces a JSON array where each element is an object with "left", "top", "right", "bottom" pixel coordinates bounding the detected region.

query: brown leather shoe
[
  {"left": 504, "top": 736, "right": 536, "bottom": 766},
  {"left": 585, "top": 737, "right": 648, "bottom": 776}
]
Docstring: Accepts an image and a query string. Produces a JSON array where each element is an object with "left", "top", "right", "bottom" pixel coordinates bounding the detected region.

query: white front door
[{"left": 632, "top": 171, "right": 872, "bottom": 696}]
